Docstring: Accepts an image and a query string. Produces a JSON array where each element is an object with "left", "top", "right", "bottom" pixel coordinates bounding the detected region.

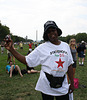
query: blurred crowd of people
[{"left": 0, "top": 38, "right": 87, "bottom": 79}]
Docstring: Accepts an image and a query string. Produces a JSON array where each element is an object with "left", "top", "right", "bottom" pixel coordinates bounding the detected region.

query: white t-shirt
[{"left": 25, "top": 41, "right": 73, "bottom": 96}]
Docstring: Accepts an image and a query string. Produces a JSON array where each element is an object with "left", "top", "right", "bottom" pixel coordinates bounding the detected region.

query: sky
[{"left": 0, "top": 0, "right": 87, "bottom": 41}]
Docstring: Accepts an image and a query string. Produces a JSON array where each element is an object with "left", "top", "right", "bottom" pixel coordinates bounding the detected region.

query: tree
[
  {"left": 0, "top": 22, "right": 33, "bottom": 43},
  {"left": 58, "top": 36, "right": 66, "bottom": 42},
  {"left": 76, "top": 33, "right": 87, "bottom": 43},
  {"left": 0, "top": 23, "right": 10, "bottom": 42}
]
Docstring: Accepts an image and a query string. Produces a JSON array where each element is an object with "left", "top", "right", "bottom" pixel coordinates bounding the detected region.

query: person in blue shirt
[{"left": 6, "top": 61, "right": 23, "bottom": 78}]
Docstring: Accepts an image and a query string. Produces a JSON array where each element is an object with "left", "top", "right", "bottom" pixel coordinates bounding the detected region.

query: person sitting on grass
[
  {"left": 26, "top": 65, "right": 40, "bottom": 74},
  {"left": 21, "top": 63, "right": 40, "bottom": 75},
  {"left": 6, "top": 61, "right": 23, "bottom": 78}
]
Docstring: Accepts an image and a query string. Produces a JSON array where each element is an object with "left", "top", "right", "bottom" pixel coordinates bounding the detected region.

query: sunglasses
[{"left": 71, "top": 41, "right": 76, "bottom": 42}]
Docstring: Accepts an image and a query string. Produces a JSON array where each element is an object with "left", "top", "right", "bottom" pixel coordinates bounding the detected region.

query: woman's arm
[
  {"left": 4, "top": 39, "right": 27, "bottom": 65},
  {"left": 6, "top": 69, "right": 9, "bottom": 74},
  {"left": 67, "top": 64, "right": 74, "bottom": 93},
  {"left": 10, "top": 47, "right": 27, "bottom": 64}
]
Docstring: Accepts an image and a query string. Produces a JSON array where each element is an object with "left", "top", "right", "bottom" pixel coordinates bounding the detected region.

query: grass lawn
[{"left": 0, "top": 44, "right": 87, "bottom": 100}]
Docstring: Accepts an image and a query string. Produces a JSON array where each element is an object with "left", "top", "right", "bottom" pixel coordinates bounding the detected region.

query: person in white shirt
[{"left": 4, "top": 21, "right": 74, "bottom": 100}]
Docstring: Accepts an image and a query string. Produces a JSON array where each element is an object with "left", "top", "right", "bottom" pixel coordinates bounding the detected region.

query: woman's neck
[
  {"left": 50, "top": 40, "right": 61, "bottom": 45},
  {"left": 70, "top": 45, "right": 75, "bottom": 49}
]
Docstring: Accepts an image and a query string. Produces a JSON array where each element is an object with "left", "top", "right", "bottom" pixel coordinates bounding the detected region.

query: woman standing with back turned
[{"left": 5, "top": 20, "right": 74, "bottom": 100}]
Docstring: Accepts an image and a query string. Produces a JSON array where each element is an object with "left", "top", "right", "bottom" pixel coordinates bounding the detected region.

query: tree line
[
  {"left": 59, "top": 32, "right": 87, "bottom": 43},
  {"left": 0, "top": 22, "right": 87, "bottom": 43},
  {"left": 0, "top": 22, "right": 33, "bottom": 43}
]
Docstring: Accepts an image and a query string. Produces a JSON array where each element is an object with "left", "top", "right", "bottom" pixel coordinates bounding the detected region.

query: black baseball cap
[{"left": 44, "top": 21, "right": 62, "bottom": 36}]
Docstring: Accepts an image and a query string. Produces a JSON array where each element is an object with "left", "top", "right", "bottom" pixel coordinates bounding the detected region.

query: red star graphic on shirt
[{"left": 55, "top": 58, "right": 65, "bottom": 68}]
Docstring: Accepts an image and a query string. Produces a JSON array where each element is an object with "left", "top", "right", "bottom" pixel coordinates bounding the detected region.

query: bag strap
[{"left": 44, "top": 72, "right": 65, "bottom": 81}]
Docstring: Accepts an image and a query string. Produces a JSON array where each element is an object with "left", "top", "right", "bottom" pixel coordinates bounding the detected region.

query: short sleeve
[{"left": 25, "top": 49, "right": 41, "bottom": 67}]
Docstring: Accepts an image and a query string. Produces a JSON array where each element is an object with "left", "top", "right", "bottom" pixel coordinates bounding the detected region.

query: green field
[{"left": 0, "top": 44, "right": 87, "bottom": 100}]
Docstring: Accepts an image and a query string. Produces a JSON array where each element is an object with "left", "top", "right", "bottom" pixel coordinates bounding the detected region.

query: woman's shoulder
[{"left": 60, "top": 41, "right": 69, "bottom": 46}]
